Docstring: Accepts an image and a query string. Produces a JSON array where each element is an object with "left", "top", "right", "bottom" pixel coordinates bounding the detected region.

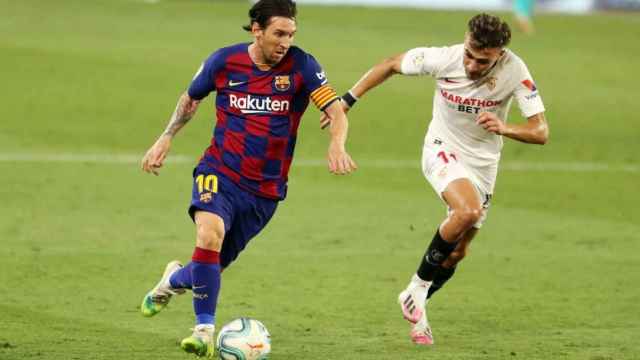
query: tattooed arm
[
  {"left": 162, "top": 92, "right": 201, "bottom": 137},
  {"left": 141, "top": 92, "right": 201, "bottom": 175}
]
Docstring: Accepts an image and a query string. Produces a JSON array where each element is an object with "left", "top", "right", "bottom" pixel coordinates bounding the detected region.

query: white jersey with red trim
[{"left": 400, "top": 44, "right": 545, "bottom": 168}]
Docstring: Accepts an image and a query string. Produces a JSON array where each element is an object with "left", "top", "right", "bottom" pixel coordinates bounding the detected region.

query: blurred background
[
  {"left": 1, "top": 1, "right": 639, "bottom": 359},
  {"left": 268, "top": 0, "right": 640, "bottom": 12}
]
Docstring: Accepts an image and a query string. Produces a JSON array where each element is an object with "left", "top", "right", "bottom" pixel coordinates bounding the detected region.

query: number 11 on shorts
[{"left": 437, "top": 151, "right": 457, "bottom": 164}]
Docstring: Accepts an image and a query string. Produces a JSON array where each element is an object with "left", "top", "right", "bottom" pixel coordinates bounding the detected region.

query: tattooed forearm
[{"left": 162, "top": 92, "right": 201, "bottom": 137}]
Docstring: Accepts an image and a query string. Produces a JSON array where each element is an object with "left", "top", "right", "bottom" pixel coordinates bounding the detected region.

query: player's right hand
[{"left": 141, "top": 135, "right": 172, "bottom": 176}]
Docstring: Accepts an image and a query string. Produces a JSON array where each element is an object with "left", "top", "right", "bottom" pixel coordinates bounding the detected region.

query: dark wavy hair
[
  {"left": 467, "top": 13, "right": 511, "bottom": 49},
  {"left": 242, "top": 0, "right": 297, "bottom": 31}
]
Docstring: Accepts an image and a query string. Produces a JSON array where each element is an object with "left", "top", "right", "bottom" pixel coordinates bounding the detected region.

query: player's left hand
[
  {"left": 320, "top": 100, "right": 350, "bottom": 130},
  {"left": 327, "top": 142, "right": 357, "bottom": 175},
  {"left": 476, "top": 112, "right": 507, "bottom": 135}
]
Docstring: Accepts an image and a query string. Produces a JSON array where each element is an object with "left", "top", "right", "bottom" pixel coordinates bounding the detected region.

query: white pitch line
[
  {"left": 0, "top": 153, "right": 638, "bottom": 173},
  {"left": 0, "top": 153, "right": 195, "bottom": 164}
]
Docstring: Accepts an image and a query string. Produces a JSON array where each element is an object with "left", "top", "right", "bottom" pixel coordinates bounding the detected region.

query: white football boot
[
  {"left": 411, "top": 299, "right": 434, "bottom": 345},
  {"left": 398, "top": 274, "right": 434, "bottom": 345}
]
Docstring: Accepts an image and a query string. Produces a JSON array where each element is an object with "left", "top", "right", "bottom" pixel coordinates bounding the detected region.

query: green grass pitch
[{"left": 1, "top": 0, "right": 639, "bottom": 359}]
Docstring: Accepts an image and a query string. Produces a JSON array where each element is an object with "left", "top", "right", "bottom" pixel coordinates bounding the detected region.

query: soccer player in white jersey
[{"left": 323, "top": 13, "right": 548, "bottom": 345}]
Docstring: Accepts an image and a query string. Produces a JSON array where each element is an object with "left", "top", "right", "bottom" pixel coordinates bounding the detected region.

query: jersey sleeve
[
  {"left": 512, "top": 60, "right": 546, "bottom": 118},
  {"left": 400, "top": 47, "right": 450, "bottom": 77},
  {"left": 300, "top": 54, "right": 339, "bottom": 111},
  {"left": 187, "top": 50, "right": 225, "bottom": 100}
]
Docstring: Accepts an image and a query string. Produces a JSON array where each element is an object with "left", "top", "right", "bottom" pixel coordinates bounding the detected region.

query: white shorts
[{"left": 421, "top": 139, "right": 497, "bottom": 228}]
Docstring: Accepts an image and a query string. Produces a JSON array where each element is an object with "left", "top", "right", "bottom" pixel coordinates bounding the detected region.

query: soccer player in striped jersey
[
  {"left": 139, "top": 0, "right": 357, "bottom": 357},
  {"left": 327, "top": 13, "right": 548, "bottom": 345}
]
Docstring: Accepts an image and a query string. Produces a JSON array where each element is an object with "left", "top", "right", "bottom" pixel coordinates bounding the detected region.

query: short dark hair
[
  {"left": 242, "top": 0, "right": 297, "bottom": 32},
  {"left": 467, "top": 13, "right": 511, "bottom": 49}
]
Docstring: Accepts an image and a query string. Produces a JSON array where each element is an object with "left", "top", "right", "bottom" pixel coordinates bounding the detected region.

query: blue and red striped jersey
[{"left": 188, "top": 43, "right": 338, "bottom": 200}]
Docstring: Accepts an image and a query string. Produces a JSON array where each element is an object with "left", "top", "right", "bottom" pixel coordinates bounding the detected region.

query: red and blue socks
[
  {"left": 170, "top": 263, "right": 194, "bottom": 289},
  {"left": 170, "top": 247, "right": 221, "bottom": 325}
]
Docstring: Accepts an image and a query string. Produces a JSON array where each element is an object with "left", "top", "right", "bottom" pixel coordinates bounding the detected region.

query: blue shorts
[{"left": 189, "top": 161, "right": 278, "bottom": 268}]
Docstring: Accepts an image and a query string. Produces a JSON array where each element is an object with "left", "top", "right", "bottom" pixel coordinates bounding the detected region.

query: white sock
[
  {"left": 410, "top": 273, "right": 432, "bottom": 289},
  {"left": 195, "top": 323, "right": 215, "bottom": 332},
  {"left": 401, "top": 274, "right": 429, "bottom": 308}
]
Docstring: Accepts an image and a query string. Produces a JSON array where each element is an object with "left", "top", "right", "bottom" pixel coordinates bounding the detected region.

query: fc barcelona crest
[{"left": 274, "top": 75, "right": 291, "bottom": 91}]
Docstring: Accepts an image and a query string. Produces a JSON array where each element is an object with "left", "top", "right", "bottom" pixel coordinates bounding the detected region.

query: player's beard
[
  {"left": 252, "top": 41, "right": 286, "bottom": 67},
  {"left": 258, "top": 48, "right": 280, "bottom": 66},
  {"left": 465, "top": 58, "right": 500, "bottom": 80},
  {"left": 268, "top": 47, "right": 288, "bottom": 65},
  {"left": 465, "top": 68, "right": 487, "bottom": 80}
]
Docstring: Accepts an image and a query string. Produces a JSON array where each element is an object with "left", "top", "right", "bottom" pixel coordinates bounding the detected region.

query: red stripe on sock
[{"left": 192, "top": 247, "right": 220, "bottom": 264}]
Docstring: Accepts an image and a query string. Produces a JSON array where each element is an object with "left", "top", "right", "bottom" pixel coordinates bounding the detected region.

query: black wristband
[{"left": 341, "top": 91, "right": 358, "bottom": 108}]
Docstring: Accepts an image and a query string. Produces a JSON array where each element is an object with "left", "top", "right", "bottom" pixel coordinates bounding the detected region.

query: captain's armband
[{"left": 310, "top": 84, "right": 339, "bottom": 111}]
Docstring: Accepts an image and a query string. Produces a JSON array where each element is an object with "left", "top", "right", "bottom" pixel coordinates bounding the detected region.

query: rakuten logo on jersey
[{"left": 229, "top": 94, "right": 290, "bottom": 115}]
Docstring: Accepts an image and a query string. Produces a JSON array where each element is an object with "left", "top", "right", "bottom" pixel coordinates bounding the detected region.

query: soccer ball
[{"left": 216, "top": 318, "right": 271, "bottom": 360}]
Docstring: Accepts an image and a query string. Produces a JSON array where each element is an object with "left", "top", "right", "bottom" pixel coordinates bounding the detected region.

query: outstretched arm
[
  {"left": 320, "top": 52, "right": 406, "bottom": 128},
  {"left": 349, "top": 52, "right": 405, "bottom": 99},
  {"left": 141, "top": 92, "right": 201, "bottom": 175},
  {"left": 476, "top": 111, "right": 549, "bottom": 145}
]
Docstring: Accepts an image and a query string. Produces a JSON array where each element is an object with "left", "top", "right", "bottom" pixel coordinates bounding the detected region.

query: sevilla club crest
[{"left": 485, "top": 76, "right": 497, "bottom": 91}]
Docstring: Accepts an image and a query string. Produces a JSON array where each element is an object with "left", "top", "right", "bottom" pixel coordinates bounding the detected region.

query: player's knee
[
  {"left": 452, "top": 207, "right": 483, "bottom": 229},
  {"left": 196, "top": 222, "right": 224, "bottom": 251}
]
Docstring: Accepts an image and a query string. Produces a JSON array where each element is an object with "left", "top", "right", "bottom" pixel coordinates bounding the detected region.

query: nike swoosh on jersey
[
  {"left": 228, "top": 80, "right": 247, "bottom": 87},
  {"left": 444, "top": 78, "right": 459, "bottom": 83}
]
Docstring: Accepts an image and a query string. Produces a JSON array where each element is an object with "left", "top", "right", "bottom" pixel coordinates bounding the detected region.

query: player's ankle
[
  {"left": 411, "top": 273, "right": 432, "bottom": 288},
  {"left": 195, "top": 323, "right": 215, "bottom": 331}
]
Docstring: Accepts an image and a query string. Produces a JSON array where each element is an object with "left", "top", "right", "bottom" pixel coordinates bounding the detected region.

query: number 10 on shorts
[
  {"left": 196, "top": 174, "right": 218, "bottom": 203},
  {"left": 196, "top": 174, "right": 218, "bottom": 193}
]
